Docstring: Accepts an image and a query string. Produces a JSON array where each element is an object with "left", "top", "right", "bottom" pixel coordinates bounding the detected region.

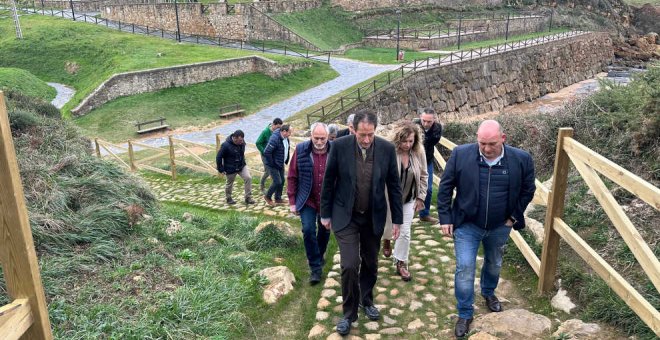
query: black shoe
[
  {"left": 336, "top": 318, "right": 352, "bottom": 335},
  {"left": 454, "top": 317, "right": 473, "bottom": 338},
  {"left": 226, "top": 198, "right": 236, "bottom": 205},
  {"left": 483, "top": 295, "right": 502, "bottom": 312},
  {"left": 309, "top": 270, "right": 321, "bottom": 285},
  {"left": 245, "top": 197, "right": 255, "bottom": 204},
  {"left": 362, "top": 305, "right": 380, "bottom": 321}
]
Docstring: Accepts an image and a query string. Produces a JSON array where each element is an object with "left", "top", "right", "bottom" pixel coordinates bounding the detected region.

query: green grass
[
  {"left": 274, "top": 7, "right": 364, "bottom": 50},
  {"left": 623, "top": 0, "right": 660, "bottom": 6},
  {"left": 75, "top": 63, "right": 338, "bottom": 142},
  {"left": 439, "top": 27, "right": 572, "bottom": 51},
  {"left": 343, "top": 47, "right": 440, "bottom": 64},
  {"left": 0, "top": 15, "right": 301, "bottom": 116},
  {"left": 0, "top": 67, "right": 56, "bottom": 101}
]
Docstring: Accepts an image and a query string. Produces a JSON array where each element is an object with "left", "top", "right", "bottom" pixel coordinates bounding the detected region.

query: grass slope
[
  {"left": 0, "top": 15, "right": 300, "bottom": 115},
  {"left": 76, "top": 64, "right": 338, "bottom": 142},
  {"left": 343, "top": 47, "right": 440, "bottom": 64},
  {"left": 274, "top": 7, "right": 363, "bottom": 50},
  {"left": 0, "top": 67, "right": 56, "bottom": 101}
]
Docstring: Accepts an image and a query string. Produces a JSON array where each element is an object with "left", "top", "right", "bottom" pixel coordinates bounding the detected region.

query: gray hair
[
  {"left": 310, "top": 122, "right": 329, "bottom": 134},
  {"left": 346, "top": 113, "right": 356, "bottom": 125},
  {"left": 328, "top": 124, "right": 339, "bottom": 135}
]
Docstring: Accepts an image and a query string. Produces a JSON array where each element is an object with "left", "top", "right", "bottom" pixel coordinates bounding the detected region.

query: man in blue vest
[
  {"left": 437, "top": 120, "right": 536, "bottom": 338},
  {"left": 263, "top": 124, "right": 291, "bottom": 206},
  {"left": 287, "top": 123, "right": 332, "bottom": 285}
]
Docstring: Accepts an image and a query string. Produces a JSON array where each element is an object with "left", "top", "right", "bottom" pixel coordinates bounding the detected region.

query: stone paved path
[
  {"left": 145, "top": 176, "right": 535, "bottom": 339},
  {"left": 48, "top": 82, "right": 75, "bottom": 109}
]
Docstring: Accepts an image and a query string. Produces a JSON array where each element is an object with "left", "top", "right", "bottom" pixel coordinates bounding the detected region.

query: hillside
[{"left": 0, "top": 67, "right": 56, "bottom": 101}]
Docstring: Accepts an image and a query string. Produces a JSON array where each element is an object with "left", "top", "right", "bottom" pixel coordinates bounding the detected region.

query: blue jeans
[
  {"left": 265, "top": 165, "right": 285, "bottom": 200},
  {"left": 453, "top": 222, "right": 512, "bottom": 319},
  {"left": 419, "top": 162, "right": 434, "bottom": 218},
  {"left": 300, "top": 205, "right": 330, "bottom": 273}
]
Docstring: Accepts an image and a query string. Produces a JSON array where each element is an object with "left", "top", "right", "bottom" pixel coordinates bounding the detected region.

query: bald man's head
[{"left": 477, "top": 120, "right": 506, "bottom": 161}]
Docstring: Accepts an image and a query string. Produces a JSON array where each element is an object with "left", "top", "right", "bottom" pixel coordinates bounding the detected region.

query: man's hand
[
  {"left": 505, "top": 218, "right": 514, "bottom": 227},
  {"left": 321, "top": 218, "right": 332, "bottom": 230},
  {"left": 392, "top": 224, "right": 401, "bottom": 240},
  {"left": 289, "top": 205, "right": 299, "bottom": 215},
  {"left": 440, "top": 223, "right": 453, "bottom": 236},
  {"left": 414, "top": 198, "right": 424, "bottom": 212}
]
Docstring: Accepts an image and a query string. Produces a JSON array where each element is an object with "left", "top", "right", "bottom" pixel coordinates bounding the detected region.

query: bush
[{"left": 9, "top": 110, "right": 40, "bottom": 133}]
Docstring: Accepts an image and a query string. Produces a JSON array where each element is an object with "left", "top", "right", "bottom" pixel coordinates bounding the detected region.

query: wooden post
[
  {"left": 0, "top": 92, "right": 54, "bottom": 338},
  {"left": 538, "top": 128, "right": 574, "bottom": 293},
  {"left": 168, "top": 136, "right": 177, "bottom": 180},
  {"left": 215, "top": 134, "right": 221, "bottom": 154},
  {"left": 94, "top": 138, "right": 101, "bottom": 158},
  {"left": 127, "top": 140, "right": 137, "bottom": 171}
]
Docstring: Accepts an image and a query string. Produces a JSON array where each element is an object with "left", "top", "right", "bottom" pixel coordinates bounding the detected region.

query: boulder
[
  {"left": 166, "top": 219, "right": 182, "bottom": 236},
  {"left": 258, "top": 266, "right": 296, "bottom": 304},
  {"left": 472, "top": 309, "right": 551, "bottom": 339},
  {"left": 254, "top": 220, "right": 296, "bottom": 237},
  {"left": 553, "top": 319, "right": 602, "bottom": 339}
]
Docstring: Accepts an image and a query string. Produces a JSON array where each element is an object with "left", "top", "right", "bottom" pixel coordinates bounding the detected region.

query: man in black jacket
[
  {"left": 321, "top": 110, "right": 403, "bottom": 336},
  {"left": 263, "top": 124, "right": 291, "bottom": 206},
  {"left": 336, "top": 113, "right": 355, "bottom": 138},
  {"left": 216, "top": 130, "right": 255, "bottom": 205},
  {"left": 437, "top": 120, "right": 535, "bottom": 337},
  {"left": 417, "top": 108, "right": 442, "bottom": 223}
]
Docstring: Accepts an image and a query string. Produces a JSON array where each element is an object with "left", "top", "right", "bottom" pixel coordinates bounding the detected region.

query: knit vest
[{"left": 473, "top": 157, "right": 509, "bottom": 229}]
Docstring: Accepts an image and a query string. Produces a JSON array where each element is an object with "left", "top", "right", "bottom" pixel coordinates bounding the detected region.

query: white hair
[
  {"left": 310, "top": 122, "right": 329, "bottom": 134},
  {"left": 346, "top": 113, "right": 356, "bottom": 125}
]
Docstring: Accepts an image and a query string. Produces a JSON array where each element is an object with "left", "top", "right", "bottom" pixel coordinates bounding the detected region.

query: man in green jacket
[{"left": 256, "top": 118, "right": 283, "bottom": 194}]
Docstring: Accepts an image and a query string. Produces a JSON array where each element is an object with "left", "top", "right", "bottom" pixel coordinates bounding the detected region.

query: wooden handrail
[{"left": 0, "top": 299, "right": 33, "bottom": 340}]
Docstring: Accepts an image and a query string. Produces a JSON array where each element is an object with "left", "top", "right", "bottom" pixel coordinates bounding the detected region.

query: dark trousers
[
  {"left": 301, "top": 205, "right": 331, "bottom": 272},
  {"left": 334, "top": 211, "right": 381, "bottom": 321},
  {"left": 265, "top": 165, "right": 285, "bottom": 200}
]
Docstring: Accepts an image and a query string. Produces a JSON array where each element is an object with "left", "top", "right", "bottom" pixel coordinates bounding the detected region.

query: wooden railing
[
  {"left": 435, "top": 130, "right": 659, "bottom": 335},
  {"left": 0, "top": 92, "right": 53, "bottom": 338}
]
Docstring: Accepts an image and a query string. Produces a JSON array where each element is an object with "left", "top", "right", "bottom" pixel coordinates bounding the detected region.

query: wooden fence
[
  {"left": 435, "top": 129, "right": 659, "bottom": 335},
  {"left": 0, "top": 92, "right": 53, "bottom": 338}
]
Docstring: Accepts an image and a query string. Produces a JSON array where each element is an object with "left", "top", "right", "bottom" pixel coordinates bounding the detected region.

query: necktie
[{"left": 361, "top": 148, "right": 367, "bottom": 161}]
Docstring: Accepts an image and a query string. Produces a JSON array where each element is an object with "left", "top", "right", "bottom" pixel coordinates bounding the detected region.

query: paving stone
[
  {"left": 321, "top": 289, "right": 336, "bottom": 298},
  {"left": 390, "top": 288, "right": 399, "bottom": 296},
  {"left": 410, "top": 263, "right": 424, "bottom": 270},
  {"left": 335, "top": 296, "right": 343, "bottom": 304},
  {"left": 308, "top": 324, "right": 326, "bottom": 338},
  {"left": 383, "top": 315, "right": 397, "bottom": 325},
  {"left": 316, "top": 311, "right": 330, "bottom": 321},
  {"left": 407, "top": 318, "right": 425, "bottom": 331},
  {"left": 324, "top": 278, "right": 340, "bottom": 288},
  {"left": 413, "top": 285, "right": 426, "bottom": 292},
  {"left": 439, "top": 255, "right": 451, "bottom": 263},
  {"left": 364, "top": 321, "right": 379, "bottom": 331},
  {"left": 409, "top": 300, "right": 423, "bottom": 311},
  {"left": 327, "top": 271, "right": 339, "bottom": 278},
  {"left": 375, "top": 294, "right": 388, "bottom": 303},
  {"left": 389, "top": 308, "right": 403, "bottom": 316},
  {"left": 422, "top": 293, "right": 437, "bottom": 302},
  {"left": 425, "top": 240, "right": 441, "bottom": 247},
  {"left": 379, "top": 327, "right": 403, "bottom": 335},
  {"left": 365, "top": 334, "right": 381, "bottom": 340}
]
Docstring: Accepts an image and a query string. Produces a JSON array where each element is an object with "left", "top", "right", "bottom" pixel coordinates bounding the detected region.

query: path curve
[{"left": 48, "top": 82, "right": 75, "bottom": 109}]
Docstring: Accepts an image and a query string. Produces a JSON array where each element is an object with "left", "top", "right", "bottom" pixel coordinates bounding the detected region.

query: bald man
[{"left": 437, "top": 120, "right": 535, "bottom": 338}]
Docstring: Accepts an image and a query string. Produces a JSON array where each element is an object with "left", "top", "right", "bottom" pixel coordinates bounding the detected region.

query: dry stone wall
[
  {"left": 72, "top": 56, "right": 310, "bottom": 115},
  {"left": 102, "top": 1, "right": 320, "bottom": 47},
  {"left": 331, "top": 0, "right": 502, "bottom": 11},
  {"left": 340, "top": 33, "right": 613, "bottom": 125}
]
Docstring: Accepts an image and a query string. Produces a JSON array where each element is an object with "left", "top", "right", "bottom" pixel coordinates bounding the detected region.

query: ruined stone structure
[
  {"left": 72, "top": 56, "right": 310, "bottom": 115},
  {"left": 340, "top": 33, "right": 613, "bottom": 125},
  {"left": 101, "top": 1, "right": 322, "bottom": 49},
  {"left": 363, "top": 15, "right": 548, "bottom": 50},
  {"left": 331, "top": 0, "right": 502, "bottom": 12}
]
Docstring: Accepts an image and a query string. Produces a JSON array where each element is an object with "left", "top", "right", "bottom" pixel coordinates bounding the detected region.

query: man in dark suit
[
  {"left": 437, "top": 120, "right": 535, "bottom": 338},
  {"left": 321, "top": 110, "right": 403, "bottom": 336},
  {"left": 335, "top": 113, "right": 355, "bottom": 138}
]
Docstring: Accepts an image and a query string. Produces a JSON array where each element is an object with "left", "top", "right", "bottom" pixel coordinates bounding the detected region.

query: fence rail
[
  {"left": 306, "top": 30, "right": 587, "bottom": 126},
  {"left": 435, "top": 129, "right": 659, "bottom": 336},
  {"left": 11, "top": 6, "right": 331, "bottom": 63}
]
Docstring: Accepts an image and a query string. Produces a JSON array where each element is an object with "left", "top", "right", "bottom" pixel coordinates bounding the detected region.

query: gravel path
[
  {"left": 48, "top": 82, "right": 75, "bottom": 109},
  {"left": 112, "top": 58, "right": 397, "bottom": 153}
]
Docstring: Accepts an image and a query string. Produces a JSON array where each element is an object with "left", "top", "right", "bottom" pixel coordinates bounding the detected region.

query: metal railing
[{"left": 306, "top": 30, "right": 587, "bottom": 126}]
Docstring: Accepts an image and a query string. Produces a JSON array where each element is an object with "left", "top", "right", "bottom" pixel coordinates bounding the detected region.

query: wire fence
[
  {"left": 306, "top": 30, "right": 588, "bottom": 126},
  {"left": 11, "top": 5, "right": 332, "bottom": 62}
]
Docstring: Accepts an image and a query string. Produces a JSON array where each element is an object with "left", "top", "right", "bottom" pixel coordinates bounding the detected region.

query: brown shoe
[
  {"left": 274, "top": 199, "right": 287, "bottom": 205},
  {"left": 396, "top": 261, "right": 412, "bottom": 281},
  {"left": 382, "top": 240, "right": 392, "bottom": 258},
  {"left": 419, "top": 216, "right": 438, "bottom": 223},
  {"left": 264, "top": 196, "right": 275, "bottom": 206}
]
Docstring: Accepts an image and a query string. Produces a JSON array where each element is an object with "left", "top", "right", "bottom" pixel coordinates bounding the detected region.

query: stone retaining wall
[
  {"left": 338, "top": 33, "right": 613, "bottom": 125},
  {"left": 102, "top": 1, "right": 319, "bottom": 47},
  {"left": 363, "top": 16, "right": 548, "bottom": 51},
  {"left": 72, "top": 56, "right": 309, "bottom": 116},
  {"left": 331, "top": 0, "right": 502, "bottom": 12}
]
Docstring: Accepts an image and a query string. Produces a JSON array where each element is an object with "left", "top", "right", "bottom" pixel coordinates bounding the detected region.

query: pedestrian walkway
[{"left": 47, "top": 82, "right": 75, "bottom": 109}]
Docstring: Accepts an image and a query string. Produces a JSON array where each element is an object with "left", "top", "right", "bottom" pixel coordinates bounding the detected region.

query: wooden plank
[
  {"left": 134, "top": 151, "right": 169, "bottom": 165},
  {"left": 510, "top": 231, "right": 541, "bottom": 276},
  {"left": 219, "top": 109, "right": 245, "bottom": 118},
  {"left": 177, "top": 143, "right": 216, "bottom": 172},
  {"left": 553, "top": 218, "right": 660, "bottom": 335},
  {"left": 130, "top": 141, "right": 169, "bottom": 152},
  {"left": 96, "top": 139, "right": 127, "bottom": 151},
  {"left": 177, "top": 160, "right": 217, "bottom": 175},
  {"left": 569, "top": 153, "right": 660, "bottom": 293},
  {"left": 136, "top": 164, "right": 172, "bottom": 176},
  {"left": 170, "top": 137, "right": 214, "bottom": 151},
  {"left": 128, "top": 141, "right": 137, "bottom": 171},
  {"left": 532, "top": 179, "right": 550, "bottom": 206},
  {"left": 563, "top": 138, "right": 660, "bottom": 211},
  {"left": 440, "top": 137, "right": 457, "bottom": 150},
  {"left": 539, "top": 128, "right": 574, "bottom": 293},
  {"left": 99, "top": 144, "right": 130, "bottom": 169},
  {"left": 0, "top": 92, "right": 53, "bottom": 339},
  {"left": 168, "top": 136, "right": 176, "bottom": 180},
  {"left": 137, "top": 125, "right": 169, "bottom": 134},
  {"left": 0, "top": 299, "right": 33, "bottom": 340}
]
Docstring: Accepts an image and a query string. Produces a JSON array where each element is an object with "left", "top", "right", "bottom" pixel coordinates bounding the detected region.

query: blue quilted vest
[{"left": 294, "top": 141, "right": 330, "bottom": 212}]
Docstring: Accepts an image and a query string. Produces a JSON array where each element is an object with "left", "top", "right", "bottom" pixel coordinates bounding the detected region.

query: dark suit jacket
[
  {"left": 321, "top": 135, "right": 403, "bottom": 235},
  {"left": 437, "top": 143, "right": 536, "bottom": 230},
  {"left": 336, "top": 128, "right": 351, "bottom": 138}
]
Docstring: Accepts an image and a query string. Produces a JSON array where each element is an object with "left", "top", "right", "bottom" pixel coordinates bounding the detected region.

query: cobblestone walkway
[{"left": 146, "top": 176, "right": 532, "bottom": 339}]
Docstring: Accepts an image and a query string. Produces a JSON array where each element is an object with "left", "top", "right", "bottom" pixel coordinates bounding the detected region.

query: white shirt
[{"left": 283, "top": 138, "right": 289, "bottom": 164}]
